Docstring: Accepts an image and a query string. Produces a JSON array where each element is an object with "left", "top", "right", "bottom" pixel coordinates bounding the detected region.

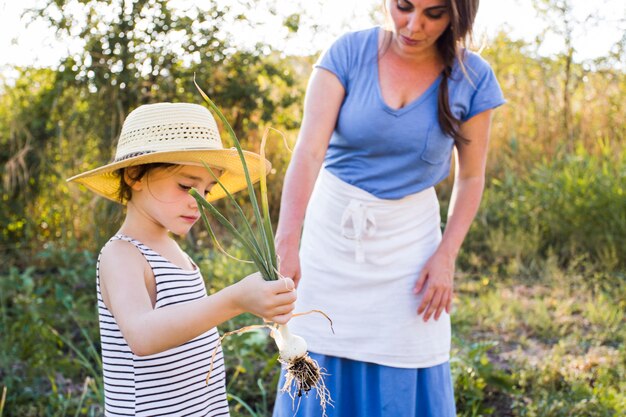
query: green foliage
[
  {"left": 1, "top": 0, "right": 305, "bottom": 268},
  {"left": 2, "top": 243, "right": 625, "bottom": 415},
  {"left": 452, "top": 273, "right": 626, "bottom": 417},
  {"left": 510, "top": 339, "right": 626, "bottom": 417},
  {"left": 461, "top": 143, "right": 626, "bottom": 273},
  {"left": 1, "top": 1, "right": 625, "bottom": 415},
  {"left": 452, "top": 339, "right": 517, "bottom": 417},
  {"left": 0, "top": 246, "right": 103, "bottom": 416}
]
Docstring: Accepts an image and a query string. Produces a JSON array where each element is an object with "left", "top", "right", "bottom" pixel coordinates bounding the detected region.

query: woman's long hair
[
  {"left": 437, "top": 0, "right": 479, "bottom": 144},
  {"left": 382, "top": 0, "right": 479, "bottom": 144}
]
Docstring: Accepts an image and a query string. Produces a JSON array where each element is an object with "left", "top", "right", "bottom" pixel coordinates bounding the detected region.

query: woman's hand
[
  {"left": 276, "top": 236, "right": 302, "bottom": 287},
  {"left": 233, "top": 272, "right": 296, "bottom": 324},
  {"left": 414, "top": 250, "right": 455, "bottom": 321}
]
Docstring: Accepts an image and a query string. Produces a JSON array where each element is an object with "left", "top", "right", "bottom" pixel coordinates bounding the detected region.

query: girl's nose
[{"left": 188, "top": 194, "right": 199, "bottom": 209}]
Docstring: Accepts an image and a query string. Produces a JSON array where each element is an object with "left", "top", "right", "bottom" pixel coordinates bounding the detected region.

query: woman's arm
[
  {"left": 415, "top": 109, "right": 494, "bottom": 321},
  {"left": 275, "top": 68, "right": 345, "bottom": 285},
  {"left": 99, "top": 240, "right": 296, "bottom": 356}
]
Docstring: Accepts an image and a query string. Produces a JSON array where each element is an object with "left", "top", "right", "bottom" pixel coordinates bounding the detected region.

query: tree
[
  {"left": 531, "top": 0, "right": 601, "bottom": 146},
  {"left": 0, "top": 0, "right": 308, "bottom": 263}
]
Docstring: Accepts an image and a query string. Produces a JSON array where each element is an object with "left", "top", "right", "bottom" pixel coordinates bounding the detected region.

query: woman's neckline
[{"left": 372, "top": 27, "right": 442, "bottom": 116}]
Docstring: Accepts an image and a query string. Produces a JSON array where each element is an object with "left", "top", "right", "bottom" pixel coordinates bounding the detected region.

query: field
[{"left": 1, "top": 1, "right": 625, "bottom": 415}]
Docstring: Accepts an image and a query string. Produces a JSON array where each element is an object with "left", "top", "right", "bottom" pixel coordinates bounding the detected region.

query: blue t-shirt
[{"left": 317, "top": 27, "right": 506, "bottom": 199}]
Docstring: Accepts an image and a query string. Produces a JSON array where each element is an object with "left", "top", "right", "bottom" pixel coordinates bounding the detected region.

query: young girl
[{"left": 68, "top": 102, "right": 296, "bottom": 417}]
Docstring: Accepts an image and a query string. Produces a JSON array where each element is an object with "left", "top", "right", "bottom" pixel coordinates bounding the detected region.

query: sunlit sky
[{"left": 0, "top": 0, "right": 624, "bottom": 79}]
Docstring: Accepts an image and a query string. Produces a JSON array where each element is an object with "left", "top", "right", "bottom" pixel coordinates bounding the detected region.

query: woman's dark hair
[
  {"left": 437, "top": 0, "right": 479, "bottom": 145},
  {"left": 116, "top": 163, "right": 176, "bottom": 203},
  {"left": 382, "top": 0, "right": 479, "bottom": 145}
]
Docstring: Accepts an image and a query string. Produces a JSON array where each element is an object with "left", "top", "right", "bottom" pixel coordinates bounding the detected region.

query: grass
[
  {"left": 451, "top": 262, "right": 626, "bottom": 417},
  {"left": 1, "top": 140, "right": 624, "bottom": 416},
  {"left": 1, "top": 244, "right": 624, "bottom": 416}
]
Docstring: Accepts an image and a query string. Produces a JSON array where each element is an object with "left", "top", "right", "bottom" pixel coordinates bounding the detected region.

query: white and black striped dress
[{"left": 96, "top": 234, "right": 229, "bottom": 416}]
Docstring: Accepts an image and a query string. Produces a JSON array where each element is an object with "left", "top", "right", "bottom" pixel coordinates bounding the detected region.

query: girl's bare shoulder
[{"left": 99, "top": 238, "right": 147, "bottom": 277}]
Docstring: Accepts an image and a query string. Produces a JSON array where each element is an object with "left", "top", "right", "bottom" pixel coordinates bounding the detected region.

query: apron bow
[{"left": 340, "top": 199, "right": 377, "bottom": 263}]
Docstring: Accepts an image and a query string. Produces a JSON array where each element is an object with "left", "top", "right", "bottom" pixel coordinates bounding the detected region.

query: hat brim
[{"left": 67, "top": 148, "right": 270, "bottom": 203}]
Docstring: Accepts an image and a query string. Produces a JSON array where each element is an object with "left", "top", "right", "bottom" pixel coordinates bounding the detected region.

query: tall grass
[{"left": 461, "top": 140, "right": 626, "bottom": 273}]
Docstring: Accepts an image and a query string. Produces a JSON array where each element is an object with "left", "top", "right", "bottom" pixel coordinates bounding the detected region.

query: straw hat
[{"left": 67, "top": 102, "right": 269, "bottom": 203}]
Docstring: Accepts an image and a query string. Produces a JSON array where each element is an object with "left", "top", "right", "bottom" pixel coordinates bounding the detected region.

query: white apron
[{"left": 289, "top": 169, "right": 451, "bottom": 368}]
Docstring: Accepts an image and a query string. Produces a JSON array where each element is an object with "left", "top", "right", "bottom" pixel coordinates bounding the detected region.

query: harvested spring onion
[{"left": 191, "top": 78, "right": 332, "bottom": 413}]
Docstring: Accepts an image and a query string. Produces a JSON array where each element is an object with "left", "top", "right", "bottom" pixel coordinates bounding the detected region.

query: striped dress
[{"left": 96, "top": 234, "right": 229, "bottom": 416}]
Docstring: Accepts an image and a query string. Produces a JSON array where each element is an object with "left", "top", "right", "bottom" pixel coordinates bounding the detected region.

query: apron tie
[{"left": 340, "top": 199, "right": 377, "bottom": 263}]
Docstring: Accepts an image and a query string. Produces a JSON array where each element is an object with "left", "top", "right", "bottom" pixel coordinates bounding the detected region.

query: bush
[{"left": 464, "top": 142, "right": 626, "bottom": 273}]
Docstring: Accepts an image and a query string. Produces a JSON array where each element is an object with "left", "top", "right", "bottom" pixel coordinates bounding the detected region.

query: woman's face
[{"left": 386, "top": 0, "right": 451, "bottom": 55}]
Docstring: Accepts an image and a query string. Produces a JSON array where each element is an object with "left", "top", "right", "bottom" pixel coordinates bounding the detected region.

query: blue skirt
[{"left": 272, "top": 353, "right": 456, "bottom": 417}]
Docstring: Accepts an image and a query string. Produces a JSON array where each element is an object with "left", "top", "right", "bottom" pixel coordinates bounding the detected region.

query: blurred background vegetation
[{"left": 1, "top": 0, "right": 624, "bottom": 416}]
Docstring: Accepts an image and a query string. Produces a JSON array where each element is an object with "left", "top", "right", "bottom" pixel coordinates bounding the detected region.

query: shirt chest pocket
[{"left": 420, "top": 124, "right": 455, "bottom": 165}]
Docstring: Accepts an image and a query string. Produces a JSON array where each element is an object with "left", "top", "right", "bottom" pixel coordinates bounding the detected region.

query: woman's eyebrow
[{"left": 426, "top": 5, "right": 447, "bottom": 11}]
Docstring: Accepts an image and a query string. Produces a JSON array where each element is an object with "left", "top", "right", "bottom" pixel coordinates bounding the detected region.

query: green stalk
[
  {"left": 193, "top": 77, "right": 278, "bottom": 280},
  {"left": 198, "top": 161, "right": 266, "bottom": 269},
  {"left": 192, "top": 190, "right": 271, "bottom": 278},
  {"left": 73, "top": 378, "right": 90, "bottom": 417},
  {"left": 47, "top": 325, "right": 103, "bottom": 402},
  {"left": 193, "top": 79, "right": 274, "bottom": 269},
  {"left": 0, "top": 386, "right": 6, "bottom": 417},
  {"left": 259, "top": 128, "right": 278, "bottom": 277},
  {"left": 197, "top": 198, "right": 254, "bottom": 265}
]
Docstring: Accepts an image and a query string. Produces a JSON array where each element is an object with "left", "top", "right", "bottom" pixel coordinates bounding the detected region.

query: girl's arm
[
  {"left": 275, "top": 68, "right": 345, "bottom": 285},
  {"left": 414, "top": 109, "right": 495, "bottom": 321},
  {"left": 99, "top": 241, "right": 296, "bottom": 356}
]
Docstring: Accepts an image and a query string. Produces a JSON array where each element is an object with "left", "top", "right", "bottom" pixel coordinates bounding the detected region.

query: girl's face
[
  {"left": 386, "top": 0, "right": 450, "bottom": 56},
  {"left": 130, "top": 164, "right": 220, "bottom": 236}
]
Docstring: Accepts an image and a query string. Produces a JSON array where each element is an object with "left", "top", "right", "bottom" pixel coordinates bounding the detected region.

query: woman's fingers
[
  {"left": 423, "top": 289, "right": 444, "bottom": 321},
  {"left": 292, "top": 268, "right": 302, "bottom": 287},
  {"left": 433, "top": 289, "right": 451, "bottom": 320},
  {"left": 417, "top": 286, "right": 433, "bottom": 315},
  {"left": 279, "top": 262, "right": 300, "bottom": 286},
  {"left": 277, "top": 251, "right": 302, "bottom": 287},
  {"left": 418, "top": 285, "right": 452, "bottom": 321},
  {"left": 445, "top": 293, "right": 453, "bottom": 314},
  {"left": 413, "top": 269, "right": 428, "bottom": 294}
]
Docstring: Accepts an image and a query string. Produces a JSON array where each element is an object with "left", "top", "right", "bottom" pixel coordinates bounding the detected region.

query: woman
[{"left": 273, "top": 1, "right": 504, "bottom": 416}]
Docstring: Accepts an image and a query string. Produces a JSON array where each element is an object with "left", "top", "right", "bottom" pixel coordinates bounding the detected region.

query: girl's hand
[
  {"left": 233, "top": 272, "right": 296, "bottom": 324},
  {"left": 414, "top": 250, "right": 455, "bottom": 321}
]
